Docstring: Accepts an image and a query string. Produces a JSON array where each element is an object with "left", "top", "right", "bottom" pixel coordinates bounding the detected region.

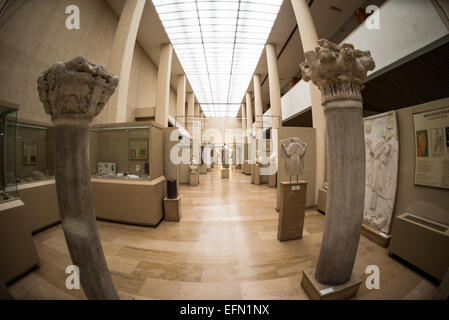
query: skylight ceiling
[{"left": 151, "top": 0, "right": 283, "bottom": 117}]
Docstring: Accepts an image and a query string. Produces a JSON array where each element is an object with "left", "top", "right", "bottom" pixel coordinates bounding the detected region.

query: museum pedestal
[
  {"left": 254, "top": 164, "right": 262, "bottom": 185},
  {"left": 163, "top": 197, "right": 182, "bottom": 222},
  {"left": 361, "top": 223, "right": 391, "bottom": 247},
  {"left": 190, "top": 172, "right": 199, "bottom": 186},
  {"left": 221, "top": 168, "right": 230, "bottom": 178},
  {"left": 268, "top": 173, "right": 276, "bottom": 188},
  {"left": 277, "top": 181, "right": 307, "bottom": 241},
  {"left": 243, "top": 160, "right": 250, "bottom": 175},
  {"left": 301, "top": 268, "right": 362, "bottom": 300},
  {"left": 317, "top": 188, "right": 327, "bottom": 214},
  {"left": 250, "top": 164, "right": 255, "bottom": 184},
  {"left": 0, "top": 199, "right": 40, "bottom": 284},
  {"left": 199, "top": 164, "right": 207, "bottom": 174}
]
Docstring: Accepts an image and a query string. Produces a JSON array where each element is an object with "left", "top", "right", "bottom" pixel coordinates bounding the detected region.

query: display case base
[
  {"left": 163, "top": 197, "right": 182, "bottom": 222},
  {"left": 221, "top": 169, "right": 229, "bottom": 178},
  {"left": 361, "top": 223, "right": 392, "bottom": 248},
  {"left": 301, "top": 268, "right": 362, "bottom": 300},
  {"left": 278, "top": 181, "right": 307, "bottom": 241},
  {"left": 317, "top": 188, "right": 327, "bottom": 214},
  {"left": 199, "top": 164, "right": 207, "bottom": 174},
  {"left": 189, "top": 173, "right": 199, "bottom": 186},
  {"left": 268, "top": 173, "right": 277, "bottom": 188},
  {"left": 254, "top": 164, "right": 261, "bottom": 185}
]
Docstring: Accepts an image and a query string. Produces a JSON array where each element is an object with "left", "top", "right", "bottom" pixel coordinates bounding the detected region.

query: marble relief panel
[{"left": 363, "top": 111, "right": 399, "bottom": 234}]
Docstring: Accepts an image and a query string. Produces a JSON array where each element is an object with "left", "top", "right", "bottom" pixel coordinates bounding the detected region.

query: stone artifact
[
  {"left": 0, "top": 276, "right": 12, "bottom": 300},
  {"left": 222, "top": 143, "right": 230, "bottom": 168},
  {"left": 37, "top": 57, "right": 119, "bottom": 299},
  {"left": 190, "top": 156, "right": 198, "bottom": 173},
  {"left": 364, "top": 112, "right": 399, "bottom": 234},
  {"left": 280, "top": 137, "right": 307, "bottom": 183},
  {"left": 301, "top": 39, "right": 375, "bottom": 286}
]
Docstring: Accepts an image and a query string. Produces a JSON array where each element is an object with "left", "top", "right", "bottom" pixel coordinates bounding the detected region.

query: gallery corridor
[{"left": 7, "top": 167, "right": 436, "bottom": 300}]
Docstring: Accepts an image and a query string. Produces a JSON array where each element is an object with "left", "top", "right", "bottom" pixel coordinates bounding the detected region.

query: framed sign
[
  {"left": 129, "top": 139, "right": 148, "bottom": 160},
  {"left": 413, "top": 106, "right": 449, "bottom": 189},
  {"left": 22, "top": 141, "right": 38, "bottom": 166}
]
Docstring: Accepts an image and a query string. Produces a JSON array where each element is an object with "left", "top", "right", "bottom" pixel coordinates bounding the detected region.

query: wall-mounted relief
[
  {"left": 280, "top": 137, "right": 307, "bottom": 180},
  {"left": 363, "top": 111, "right": 399, "bottom": 234}
]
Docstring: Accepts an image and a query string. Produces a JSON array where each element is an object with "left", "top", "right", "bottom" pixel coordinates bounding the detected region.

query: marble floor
[{"left": 8, "top": 167, "right": 437, "bottom": 300}]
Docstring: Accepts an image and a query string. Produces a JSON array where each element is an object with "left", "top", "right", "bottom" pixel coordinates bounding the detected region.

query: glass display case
[
  {"left": 14, "top": 121, "right": 54, "bottom": 184},
  {"left": 0, "top": 104, "right": 18, "bottom": 202},
  {"left": 89, "top": 124, "right": 151, "bottom": 180}
]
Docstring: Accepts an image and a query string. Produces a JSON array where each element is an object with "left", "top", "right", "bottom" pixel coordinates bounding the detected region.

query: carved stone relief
[
  {"left": 363, "top": 111, "right": 399, "bottom": 234},
  {"left": 280, "top": 137, "right": 307, "bottom": 179}
]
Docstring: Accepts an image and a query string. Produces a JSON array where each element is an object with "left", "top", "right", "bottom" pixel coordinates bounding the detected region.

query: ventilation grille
[{"left": 404, "top": 215, "right": 447, "bottom": 232}]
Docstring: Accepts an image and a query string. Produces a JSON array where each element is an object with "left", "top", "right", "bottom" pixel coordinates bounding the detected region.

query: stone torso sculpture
[{"left": 281, "top": 137, "right": 307, "bottom": 182}]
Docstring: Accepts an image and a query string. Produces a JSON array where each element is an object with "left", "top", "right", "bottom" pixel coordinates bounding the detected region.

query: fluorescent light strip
[{"left": 152, "top": 0, "right": 283, "bottom": 117}]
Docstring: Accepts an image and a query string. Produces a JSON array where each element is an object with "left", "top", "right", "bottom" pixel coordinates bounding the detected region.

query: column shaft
[
  {"left": 155, "top": 44, "right": 173, "bottom": 128},
  {"left": 104, "top": 0, "right": 145, "bottom": 123},
  {"left": 176, "top": 74, "right": 186, "bottom": 126},
  {"left": 265, "top": 44, "right": 282, "bottom": 129},
  {"left": 291, "top": 0, "right": 326, "bottom": 203}
]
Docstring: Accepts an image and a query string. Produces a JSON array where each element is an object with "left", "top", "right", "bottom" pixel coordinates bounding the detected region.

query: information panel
[{"left": 413, "top": 106, "right": 449, "bottom": 189}]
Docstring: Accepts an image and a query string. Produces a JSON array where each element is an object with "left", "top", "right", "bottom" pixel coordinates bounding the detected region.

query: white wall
[
  {"left": 344, "top": 0, "right": 449, "bottom": 79},
  {"left": 280, "top": 80, "right": 311, "bottom": 122},
  {"left": 279, "top": 0, "right": 449, "bottom": 122}
]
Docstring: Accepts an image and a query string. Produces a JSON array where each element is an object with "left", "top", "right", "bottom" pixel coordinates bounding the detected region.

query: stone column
[
  {"left": 37, "top": 57, "right": 120, "bottom": 299},
  {"left": 291, "top": 0, "right": 326, "bottom": 203},
  {"left": 155, "top": 44, "right": 173, "bottom": 128},
  {"left": 187, "top": 92, "right": 195, "bottom": 134},
  {"left": 241, "top": 103, "right": 247, "bottom": 169},
  {"left": 101, "top": 0, "right": 145, "bottom": 124},
  {"left": 176, "top": 74, "right": 186, "bottom": 127},
  {"left": 300, "top": 40, "right": 375, "bottom": 285},
  {"left": 245, "top": 92, "right": 255, "bottom": 167},
  {"left": 253, "top": 74, "right": 264, "bottom": 163},
  {"left": 265, "top": 44, "right": 282, "bottom": 129}
]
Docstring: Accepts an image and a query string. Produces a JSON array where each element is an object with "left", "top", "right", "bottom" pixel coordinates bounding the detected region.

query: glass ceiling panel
[{"left": 152, "top": 0, "right": 283, "bottom": 117}]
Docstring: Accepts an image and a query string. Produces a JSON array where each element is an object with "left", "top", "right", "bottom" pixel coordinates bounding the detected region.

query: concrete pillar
[
  {"left": 176, "top": 74, "right": 186, "bottom": 127},
  {"left": 265, "top": 44, "right": 282, "bottom": 129},
  {"left": 187, "top": 92, "right": 195, "bottom": 134},
  {"left": 253, "top": 74, "right": 263, "bottom": 129},
  {"left": 245, "top": 92, "right": 253, "bottom": 132},
  {"left": 37, "top": 57, "right": 120, "bottom": 299},
  {"left": 241, "top": 103, "right": 247, "bottom": 167},
  {"left": 253, "top": 74, "right": 264, "bottom": 161},
  {"left": 101, "top": 0, "right": 145, "bottom": 123},
  {"left": 291, "top": 0, "right": 326, "bottom": 203},
  {"left": 246, "top": 92, "right": 255, "bottom": 166},
  {"left": 241, "top": 103, "right": 247, "bottom": 131},
  {"left": 300, "top": 40, "right": 375, "bottom": 285},
  {"left": 155, "top": 44, "right": 173, "bottom": 128}
]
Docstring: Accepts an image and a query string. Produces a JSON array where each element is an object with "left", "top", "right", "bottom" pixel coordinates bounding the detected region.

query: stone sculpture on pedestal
[
  {"left": 280, "top": 137, "right": 307, "bottom": 183},
  {"left": 37, "top": 57, "right": 119, "bottom": 300},
  {"left": 300, "top": 39, "right": 375, "bottom": 290},
  {"left": 222, "top": 143, "right": 230, "bottom": 169}
]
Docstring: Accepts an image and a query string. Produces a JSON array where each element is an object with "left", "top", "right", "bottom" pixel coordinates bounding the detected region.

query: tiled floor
[{"left": 8, "top": 167, "right": 437, "bottom": 299}]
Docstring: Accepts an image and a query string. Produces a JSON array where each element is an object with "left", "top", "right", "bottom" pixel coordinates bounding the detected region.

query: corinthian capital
[
  {"left": 37, "top": 57, "right": 118, "bottom": 122},
  {"left": 300, "top": 39, "right": 375, "bottom": 105}
]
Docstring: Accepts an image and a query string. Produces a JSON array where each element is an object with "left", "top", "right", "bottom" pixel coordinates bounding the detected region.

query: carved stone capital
[
  {"left": 300, "top": 39, "right": 375, "bottom": 105},
  {"left": 37, "top": 57, "right": 118, "bottom": 123}
]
